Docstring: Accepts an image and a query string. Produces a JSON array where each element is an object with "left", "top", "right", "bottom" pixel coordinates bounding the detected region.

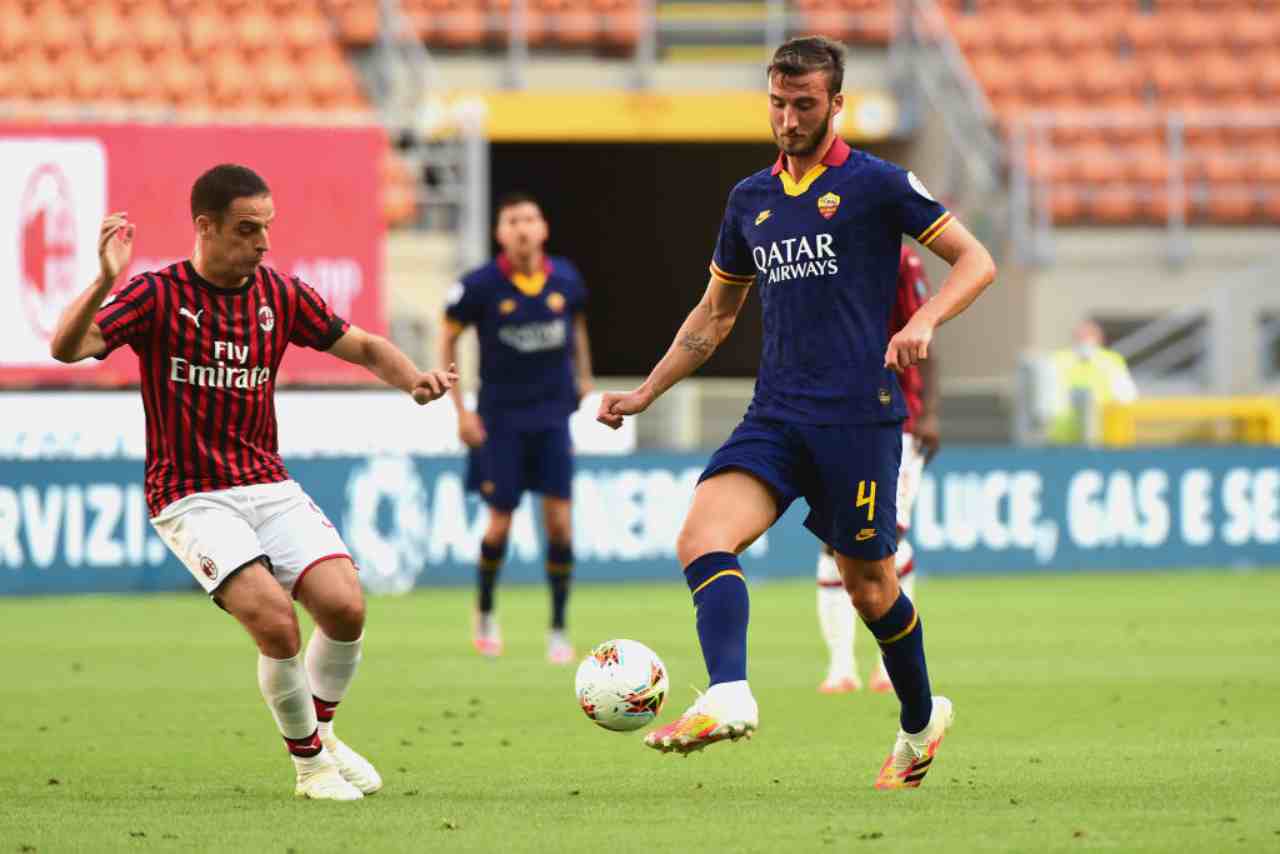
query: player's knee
[
  {"left": 675, "top": 522, "right": 729, "bottom": 568},
  {"left": 486, "top": 511, "right": 514, "bottom": 542},
  {"left": 546, "top": 518, "right": 572, "bottom": 546},
  {"left": 846, "top": 572, "right": 899, "bottom": 621},
  {"left": 254, "top": 606, "right": 302, "bottom": 657},
  {"left": 318, "top": 594, "right": 366, "bottom": 640}
]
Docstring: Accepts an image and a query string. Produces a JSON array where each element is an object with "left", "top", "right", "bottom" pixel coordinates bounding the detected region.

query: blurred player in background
[
  {"left": 817, "top": 246, "right": 940, "bottom": 695},
  {"left": 440, "top": 193, "right": 594, "bottom": 664},
  {"left": 49, "top": 164, "right": 457, "bottom": 802},
  {"left": 599, "top": 36, "right": 996, "bottom": 788}
]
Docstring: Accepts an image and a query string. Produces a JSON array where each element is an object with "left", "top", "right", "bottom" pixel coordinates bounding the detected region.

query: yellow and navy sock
[
  {"left": 864, "top": 591, "right": 932, "bottom": 733},
  {"left": 547, "top": 541, "right": 573, "bottom": 630},
  {"left": 477, "top": 539, "right": 507, "bottom": 615},
  {"left": 683, "top": 551, "right": 749, "bottom": 685}
]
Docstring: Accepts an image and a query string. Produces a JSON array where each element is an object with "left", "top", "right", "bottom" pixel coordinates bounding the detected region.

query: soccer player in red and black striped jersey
[
  {"left": 816, "top": 245, "right": 941, "bottom": 696},
  {"left": 49, "top": 164, "right": 458, "bottom": 802}
]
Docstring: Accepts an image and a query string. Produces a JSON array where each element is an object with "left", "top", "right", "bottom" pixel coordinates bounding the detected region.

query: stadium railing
[{"left": 1101, "top": 397, "right": 1280, "bottom": 447}]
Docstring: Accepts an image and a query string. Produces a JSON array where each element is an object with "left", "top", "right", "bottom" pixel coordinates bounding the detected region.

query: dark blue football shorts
[
  {"left": 700, "top": 416, "right": 902, "bottom": 560},
  {"left": 466, "top": 422, "right": 573, "bottom": 512}
]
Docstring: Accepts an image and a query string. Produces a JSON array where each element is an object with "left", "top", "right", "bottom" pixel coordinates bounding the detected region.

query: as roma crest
[
  {"left": 817, "top": 192, "right": 841, "bottom": 220},
  {"left": 498, "top": 298, "right": 517, "bottom": 315}
]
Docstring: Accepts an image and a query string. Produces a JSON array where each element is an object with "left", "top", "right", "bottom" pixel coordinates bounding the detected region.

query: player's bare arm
[
  {"left": 49, "top": 212, "right": 135, "bottom": 363},
  {"left": 597, "top": 276, "right": 751, "bottom": 430},
  {"left": 328, "top": 324, "right": 458, "bottom": 405},
  {"left": 439, "top": 317, "right": 486, "bottom": 447},
  {"left": 573, "top": 312, "right": 595, "bottom": 400},
  {"left": 885, "top": 219, "right": 996, "bottom": 373}
]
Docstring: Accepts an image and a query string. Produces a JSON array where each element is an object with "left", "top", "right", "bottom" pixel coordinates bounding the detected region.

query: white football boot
[
  {"left": 874, "top": 696, "right": 954, "bottom": 790},
  {"left": 644, "top": 681, "right": 758, "bottom": 754},
  {"left": 322, "top": 736, "right": 383, "bottom": 795},
  {"left": 294, "top": 756, "right": 364, "bottom": 801}
]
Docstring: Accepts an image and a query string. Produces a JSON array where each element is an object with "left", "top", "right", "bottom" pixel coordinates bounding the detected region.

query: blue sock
[
  {"left": 546, "top": 542, "right": 573, "bottom": 630},
  {"left": 683, "top": 552, "right": 749, "bottom": 686},
  {"left": 864, "top": 592, "right": 932, "bottom": 734},
  {"left": 477, "top": 539, "right": 507, "bottom": 614}
]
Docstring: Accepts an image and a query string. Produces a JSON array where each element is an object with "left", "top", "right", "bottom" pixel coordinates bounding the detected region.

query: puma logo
[{"left": 178, "top": 307, "right": 203, "bottom": 328}]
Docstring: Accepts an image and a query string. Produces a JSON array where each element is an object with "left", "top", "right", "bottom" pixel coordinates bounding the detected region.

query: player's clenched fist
[
  {"left": 411, "top": 366, "right": 459, "bottom": 405},
  {"left": 884, "top": 316, "right": 934, "bottom": 373},
  {"left": 596, "top": 387, "right": 652, "bottom": 430},
  {"left": 98, "top": 212, "right": 135, "bottom": 283}
]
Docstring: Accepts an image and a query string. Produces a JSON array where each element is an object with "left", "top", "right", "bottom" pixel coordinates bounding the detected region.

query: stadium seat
[
  {"left": 337, "top": 2, "right": 380, "bottom": 46},
  {"left": 1089, "top": 186, "right": 1142, "bottom": 223},
  {"left": 154, "top": 50, "right": 209, "bottom": 106},
  {"left": 89, "top": 8, "right": 133, "bottom": 57},
  {"left": 992, "top": 12, "right": 1043, "bottom": 55},
  {"left": 18, "top": 53, "right": 70, "bottom": 101},
  {"left": 555, "top": 10, "right": 599, "bottom": 47},
  {"left": 600, "top": 8, "right": 640, "bottom": 50},
  {"left": 134, "top": 4, "right": 183, "bottom": 57},
  {"left": 1120, "top": 13, "right": 1163, "bottom": 54},
  {"left": 1200, "top": 189, "right": 1256, "bottom": 224},
  {"left": 1223, "top": 11, "right": 1275, "bottom": 53},
  {"left": 382, "top": 152, "right": 419, "bottom": 226},
  {"left": 432, "top": 6, "right": 487, "bottom": 47},
  {"left": 186, "top": 10, "right": 231, "bottom": 57},
  {"left": 113, "top": 51, "right": 158, "bottom": 103},
  {"left": 1074, "top": 143, "right": 1127, "bottom": 185},
  {"left": 303, "top": 51, "right": 366, "bottom": 107},
  {"left": 68, "top": 50, "right": 115, "bottom": 102},
  {"left": 235, "top": 9, "right": 278, "bottom": 54},
  {"left": 0, "top": 8, "right": 32, "bottom": 58},
  {"left": 1048, "top": 185, "right": 1086, "bottom": 224},
  {"left": 281, "top": 9, "right": 335, "bottom": 55},
  {"left": 32, "top": 5, "right": 82, "bottom": 56}
]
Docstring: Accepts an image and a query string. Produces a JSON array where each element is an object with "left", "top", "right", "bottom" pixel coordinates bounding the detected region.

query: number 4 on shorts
[{"left": 856, "top": 480, "right": 876, "bottom": 522}]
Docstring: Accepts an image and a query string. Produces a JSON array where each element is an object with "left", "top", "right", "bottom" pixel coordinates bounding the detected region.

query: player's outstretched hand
[
  {"left": 885, "top": 316, "right": 933, "bottom": 373},
  {"left": 412, "top": 364, "right": 459, "bottom": 405},
  {"left": 596, "top": 387, "right": 652, "bottom": 430},
  {"left": 99, "top": 212, "right": 134, "bottom": 283}
]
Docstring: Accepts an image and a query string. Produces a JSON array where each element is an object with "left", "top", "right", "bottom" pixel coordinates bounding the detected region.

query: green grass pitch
[{"left": 2, "top": 570, "right": 1278, "bottom": 853}]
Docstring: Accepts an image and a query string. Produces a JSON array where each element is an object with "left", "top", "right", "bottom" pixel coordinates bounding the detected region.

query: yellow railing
[{"left": 1102, "top": 397, "right": 1280, "bottom": 447}]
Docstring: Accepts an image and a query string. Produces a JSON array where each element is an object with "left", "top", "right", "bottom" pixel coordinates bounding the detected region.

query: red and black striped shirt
[{"left": 94, "top": 261, "right": 349, "bottom": 516}]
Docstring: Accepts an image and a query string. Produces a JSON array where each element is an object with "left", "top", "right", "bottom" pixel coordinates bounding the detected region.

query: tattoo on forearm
[{"left": 678, "top": 332, "right": 714, "bottom": 360}]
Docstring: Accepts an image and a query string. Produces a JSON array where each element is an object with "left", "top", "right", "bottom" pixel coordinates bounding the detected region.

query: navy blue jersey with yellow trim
[
  {"left": 710, "top": 138, "right": 953, "bottom": 425},
  {"left": 446, "top": 254, "right": 587, "bottom": 428}
]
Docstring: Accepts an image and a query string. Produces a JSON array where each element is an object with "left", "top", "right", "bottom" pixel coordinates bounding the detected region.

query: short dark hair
[
  {"left": 495, "top": 192, "right": 540, "bottom": 220},
  {"left": 767, "top": 36, "right": 846, "bottom": 96},
  {"left": 190, "top": 164, "right": 270, "bottom": 222}
]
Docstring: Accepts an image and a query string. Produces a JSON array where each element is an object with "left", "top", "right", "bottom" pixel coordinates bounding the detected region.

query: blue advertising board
[{"left": 1, "top": 447, "right": 1277, "bottom": 596}]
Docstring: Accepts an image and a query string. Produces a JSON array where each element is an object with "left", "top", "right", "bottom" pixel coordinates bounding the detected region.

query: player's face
[
  {"left": 495, "top": 202, "right": 548, "bottom": 260},
  {"left": 769, "top": 72, "right": 843, "bottom": 158},
  {"left": 199, "top": 195, "right": 275, "bottom": 281}
]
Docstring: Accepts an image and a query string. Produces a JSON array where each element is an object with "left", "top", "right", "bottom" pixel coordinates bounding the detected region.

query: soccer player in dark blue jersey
[
  {"left": 598, "top": 37, "right": 996, "bottom": 788},
  {"left": 441, "top": 193, "right": 594, "bottom": 665}
]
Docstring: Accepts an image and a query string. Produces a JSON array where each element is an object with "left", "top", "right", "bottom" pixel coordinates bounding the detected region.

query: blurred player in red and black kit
[
  {"left": 49, "top": 164, "right": 457, "bottom": 802},
  {"left": 816, "top": 245, "right": 940, "bottom": 695}
]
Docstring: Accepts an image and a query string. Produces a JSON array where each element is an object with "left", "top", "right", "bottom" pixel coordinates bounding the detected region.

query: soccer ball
[{"left": 574, "top": 639, "right": 668, "bottom": 732}]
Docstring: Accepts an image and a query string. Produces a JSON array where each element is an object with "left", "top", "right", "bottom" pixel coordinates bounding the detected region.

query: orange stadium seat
[
  {"left": 281, "top": 9, "right": 335, "bottom": 55},
  {"left": 337, "top": 2, "right": 380, "bottom": 46},
  {"left": 186, "top": 10, "right": 231, "bottom": 57},
  {"left": 18, "top": 52, "right": 69, "bottom": 101},
  {"left": 207, "top": 55, "right": 253, "bottom": 108},
  {"left": 1022, "top": 53, "right": 1073, "bottom": 104},
  {"left": 258, "top": 53, "right": 309, "bottom": 108},
  {"left": 1120, "top": 13, "right": 1163, "bottom": 54},
  {"left": 947, "top": 13, "right": 995, "bottom": 55},
  {"left": 555, "top": 9, "right": 599, "bottom": 47},
  {"left": 431, "top": 6, "right": 486, "bottom": 47},
  {"left": 67, "top": 50, "right": 115, "bottom": 101},
  {"left": 154, "top": 50, "right": 210, "bottom": 107},
  {"left": 1200, "top": 190, "right": 1256, "bottom": 224},
  {"left": 992, "top": 12, "right": 1044, "bottom": 55},
  {"left": 32, "top": 5, "right": 83, "bottom": 56},
  {"left": 1224, "top": 11, "right": 1275, "bottom": 53},
  {"left": 236, "top": 9, "right": 278, "bottom": 54},
  {"left": 134, "top": 4, "right": 184, "bottom": 56},
  {"left": 86, "top": 7, "right": 129, "bottom": 57},
  {"left": 1261, "top": 191, "right": 1280, "bottom": 224},
  {"left": 112, "top": 51, "right": 158, "bottom": 103},
  {"left": 1089, "top": 186, "right": 1142, "bottom": 224},
  {"left": 303, "top": 52, "right": 366, "bottom": 107},
  {"left": 1074, "top": 143, "right": 1127, "bottom": 185},
  {"left": 600, "top": 7, "right": 640, "bottom": 50},
  {"left": 1049, "top": 185, "right": 1086, "bottom": 224}
]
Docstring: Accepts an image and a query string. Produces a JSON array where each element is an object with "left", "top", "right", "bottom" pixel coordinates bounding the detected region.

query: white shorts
[
  {"left": 897, "top": 432, "right": 928, "bottom": 533},
  {"left": 151, "top": 479, "right": 351, "bottom": 598}
]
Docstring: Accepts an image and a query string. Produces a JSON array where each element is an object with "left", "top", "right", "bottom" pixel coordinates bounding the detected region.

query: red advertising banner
[{"left": 0, "top": 123, "right": 386, "bottom": 386}]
